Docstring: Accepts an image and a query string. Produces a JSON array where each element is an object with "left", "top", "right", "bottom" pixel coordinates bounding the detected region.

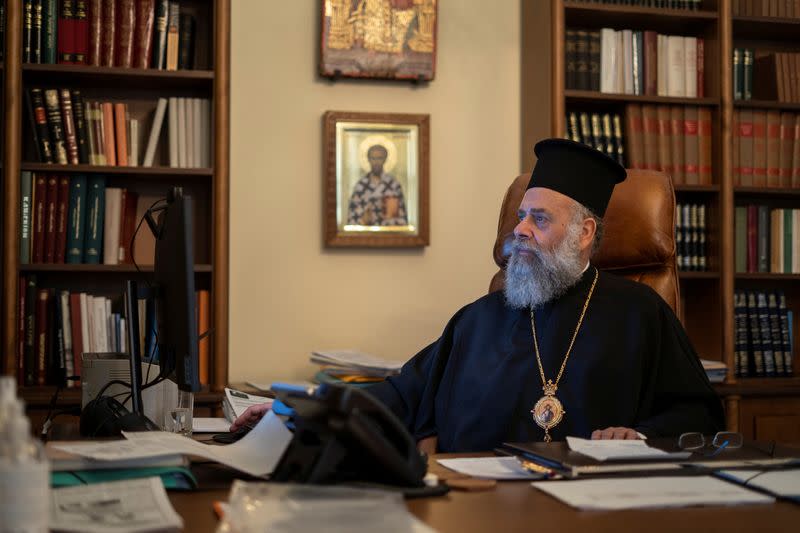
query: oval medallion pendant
[{"left": 531, "top": 394, "right": 565, "bottom": 431}]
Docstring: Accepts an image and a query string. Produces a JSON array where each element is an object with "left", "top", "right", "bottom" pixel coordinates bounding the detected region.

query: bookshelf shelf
[
  {"left": 18, "top": 387, "right": 223, "bottom": 407},
  {"left": 22, "top": 64, "right": 214, "bottom": 91},
  {"left": 565, "top": 90, "right": 719, "bottom": 106},
  {"left": 564, "top": 2, "right": 717, "bottom": 32},
  {"left": 714, "top": 377, "right": 800, "bottom": 397},
  {"left": 735, "top": 273, "right": 800, "bottom": 281},
  {"left": 675, "top": 184, "right": 721, "bottom": 193},
  {"left": 20, "top": 163, "right": 213, "bottom": 177},
  {"left": 733, "top": 100, "right": 800, "bottom": 111},
  {"left": 734, "top": 186, "right": 800, "bottom": 197},
  {"left": 18, "top": 264, "right": 213, "bottom": 273},
  {"left": 732, "top": 15, "right": 800, "bottom": 42},
  {"left": 679, "top": 271, "right": 720, "bottom": 279}
]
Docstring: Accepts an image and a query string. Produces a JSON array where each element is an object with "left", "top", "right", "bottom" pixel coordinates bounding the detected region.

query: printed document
[
  {"left": 717, "top": 469, "right": 800, "bottom": 499},
  {"left": 53, "top": 411, "right": 292, "bottom": 477},
  {"left": 437, "top": 457, "right": 543, "bottom": 480},
  {"left": 532, "top": 475, "right": 774, "bottom": 510},
  {"left": 50, "top": 477, "right": 182, "bottom": 532},
  {"left": 566, "top": 436, "right": 690, "bottom": 461},
  {"left": 224, "top": 387, "right": 273, "bottom": 421}
]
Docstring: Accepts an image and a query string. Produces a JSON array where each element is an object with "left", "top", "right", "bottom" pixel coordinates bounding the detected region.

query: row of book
[
  {"left": 19, "top": 173, "right": 161, "bottom": 265},
  {"left": 750, "top": 53, "right": 800, "bottom": 104},
  {"left": 570, "top": 0, "right": 703, "bottom": 9},
  {"left": 735, "top": 206, "right": 800, "bottom": 274},
  {"left": 732, "top": 49, "right": 754, "bottom": 101},
  {"left": 28, "top": 88, "right": 211, "bottom": 168},
  {"left": 566, "top": 28, "right": 705, "bottom": 98},
  {"left": 625, "top": 104, "right": 713, "bottom": 185},
  {"left": 15, "top": 276, "right": 211, "bottom": 387},
  {"left": 565, "top": 111, "right": 626, "bottom": 167},
  {"left": 676, "top": 203, "right": 707, "bottom": 272},
  {"left": 733, "top": 109, "right": 800, "bottom": 188},
  {"left": 23, "top": 0, "right": 197, "bottom": 70},
  {"left": 734, "top": 290, "right": 795, "bottom": 378},
  {"left": 732, "top": 0, "right": 800, "bottom": 18}
]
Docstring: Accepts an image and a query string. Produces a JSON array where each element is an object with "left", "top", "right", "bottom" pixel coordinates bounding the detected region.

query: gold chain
[{"left": 530, "top": 268, "right": 599, "bottom": 389}]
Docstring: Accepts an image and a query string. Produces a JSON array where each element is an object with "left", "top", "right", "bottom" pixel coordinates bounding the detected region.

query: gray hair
[{"left": 571, "top": 202, "right": 604, "bottom": 256}]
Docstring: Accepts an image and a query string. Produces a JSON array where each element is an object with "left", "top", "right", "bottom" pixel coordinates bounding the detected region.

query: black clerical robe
[{"left": 368, "top": 267, "right": 724, "bottom": 452}]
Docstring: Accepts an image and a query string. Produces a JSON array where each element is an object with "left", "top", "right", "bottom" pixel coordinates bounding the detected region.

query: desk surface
[{"left": 170, "top": 455, "right": 800, "bottom": 533}]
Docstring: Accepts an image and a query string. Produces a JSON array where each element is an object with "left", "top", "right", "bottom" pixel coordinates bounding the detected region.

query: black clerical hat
[{"left": 527, "top": 138, "right": 626, "bottom": 218}]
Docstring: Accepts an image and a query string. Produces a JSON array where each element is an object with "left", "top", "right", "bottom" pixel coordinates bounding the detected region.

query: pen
[{"left": 517, "top": 458, "right": 561, "bottom": 479}]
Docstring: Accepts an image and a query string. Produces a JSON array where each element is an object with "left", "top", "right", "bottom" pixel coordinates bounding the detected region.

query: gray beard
[{"left": 503, "top": 231, "right": 587, "bottom": 310}]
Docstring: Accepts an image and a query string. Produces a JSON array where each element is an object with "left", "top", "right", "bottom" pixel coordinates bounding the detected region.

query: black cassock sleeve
[{"left": 634, "top": 299, "right": 725, "bottom": 438}]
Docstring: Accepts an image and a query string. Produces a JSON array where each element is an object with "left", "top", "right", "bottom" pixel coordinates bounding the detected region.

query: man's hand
[
  {"left": 229, "top": 403, "right": 271, "bottom": 432},
  {"left": 591, "top": 427, "right": 641, "bottom": 440}
]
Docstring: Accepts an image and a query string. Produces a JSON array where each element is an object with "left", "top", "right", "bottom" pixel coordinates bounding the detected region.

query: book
[
  {"left": 44, "top": 89, "right": 69, "bottom": 164},
  {"left": 753, "top": 110, "right": 767, "bottom": 187},
  {"left": 739, "top": 109, "right": 755, "bottom": 186},
  {"left": 757, "top": 205, "right": 770, "bottom": 273},
  {"left": 793, "top": 114, "right": 800, "bottom": 188},
  {"left": 644, "top": 31, "right": 657, "bottom": 96},
  {"left": 698, "top": 107, "right": 712, "bottom": 185},
  {"left": 20, "top": 172, "right": 33, "bottom": 265},
  {"left": 57, "top": 0, "right": 75, "bottom": 64},
  {"left": 35, "top": 288, "right": 49, "bottom": 385},
  {"left": 32, "top": 0, "right": 43, "bottom": 63},
  {"left": 733, "top": 48, "right": 742, "bottom": 100},
  {"left": 767, "top": 292, "right": 786, "bottom": 375},
  {"left": 697, "top": 204, "right": 706, "bottom": 270},
  {"left": 152, "top": 0, "right": 169, "bottom": 69},
  {"left": 27, "top": 88, "right": 53, "bottom": 163},
  {"left": 18, "top": 277, "right": 26, "bottom": 384},
  {"left": 168, "top": 97, "right": 178, "bottom": 166},
  {"left": 114, "top": 103, "right": 128, "bottom": 166},
  {"left": 102, "top": 187, "right": 123, "bottom": 265},
  {"left": 746, "top": 205, "right": 757, "bottom": 273},
  {"left": 734, "top": 291, "right": 749, "bottom": 377},
  {"left": 134, "top": 0, "right": 156, "bottom": 69},
  {"left": 683, "top": 106, "right": 699, "bottom": 185},
  {"left": 59, "top": 89, "right": 80, "bottom": 165},
  {"left": 601, "top": 113, "right": 615, "bottom": 162},
  {"left": 24, "top": 1, "right": 34, "bottom": 63},
  {"left": 24, "top": 276, "right": 38, "bottom": 385},
  {"left": 684, "top": 37, "right": 697, "bottom": 98},
  {"left": 83, "top": 175, "right": 105, "bottom": 264},
  {"left": 746, "top": 291, "right": 765, "bottom": 376},
  {"left": 186, "top": 98, "right": 196, "bottom": 166},
  {"left": 197, "top": 289, "right": 210, "bottom": 385},
  {"left": 656, "top": 105, "right": 672, "bottom": 175},
  {"left": 565, "top": 29, "right": 576, "bottom": 90},
  {"left": 588, "top": 30, "right": 600, "bottom": 92},
  {"left": 119, "top": 190, "right": 138, "bottom": 263},
  {"left": 74, "top": 0, "right": 88, "bottom": 64},
  {"left": 733, "top": 110, "right": 741, "bottom": 185},
  {"left": 115, "top": 0, "right": 135, "bottom": 67},
  {"left": 44, "top": 175, "right": 58, "bottom": 263},
  {"left": 778, "top": 293, "right": 794, "bottom": 374},
  {"left": 622, "top": 30, "right": 633, "bottom": 95},
  {"left": 779, "top": 112, "right": 794, "bottom": 188},
  {"left": 667, "top": 35, "right": 685, "bottom": 97},
  {"left": 70, "top": 90, "right": 90, "bottom": 164},
  {"left": 55, "top": 175, "right": 70, "bottom": 263},
  {"left": 599, "top": 28, "right": 617, "bottom": 93},
  {"left": 100, "top": 0, "right": 116, "bottom": 67},
  {"left": 88, "top": 0, "right": 102, "bottom": 66},
  {"left": 696, "top": 37, "right": 704, "bottom": 97},
  {"left": 766, "top": 110, "right": 781, "bottom": 187},
  {"left": 101, "top": 102, "right": 116, "bottom": 165},
  {"left": 66, "top": 175, "right": 87, "bottom": 264},
  {"left": 785, "top": 209, "right": 795, "bottom": 274},
  {"left": 735, "top": 206, "right": 747, "bottom": 273},
  {"left": 642, "top": 104, "right": 659, "bottom": 171},
  {"left": 129, "top": 118, "right": 139, "bottom": 166},
  {"left": 59, "top": 291, "right": 74, "bottom": 385},
  {"left": 743, "top": 48, "right": 753, "bottom": 101},
  {"left": 669, "top": 106, "right": 685, "bottom": 184},
  {"left": 612, "top": 113, "right": 625, "bottom": 166},
  {"left": 757, "top": 291, "right": 777, "bottom": 376},
  {"left": 33, "top": 174, "right": 47, "bottom": 263},
  {"left": 676, "top": 205, "right": 684, "bottom": 269},
  {"left": 68, "top": 293, "right": 83, "bottom": 383},
  {"left": 165, "top": 1, "right": 180, "bottom": 71},
  {"left": 143, "top": 98, "right": 167, "bottom": 166},
  {"left": 178, "top": 13, "right": 195, "bottom": 69}
]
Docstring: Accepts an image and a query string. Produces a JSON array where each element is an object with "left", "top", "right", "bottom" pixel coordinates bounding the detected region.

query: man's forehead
[{"left": 519, "top": 187, "right": 576, "bottom": 211}]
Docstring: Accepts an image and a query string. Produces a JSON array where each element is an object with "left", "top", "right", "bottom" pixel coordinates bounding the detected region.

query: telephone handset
[{"left": 271, "top": 382, "right": 427, "bottom": 488}]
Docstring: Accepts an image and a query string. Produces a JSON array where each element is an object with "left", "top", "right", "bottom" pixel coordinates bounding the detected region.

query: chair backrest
[{"left": 489, "top": 169, "right": 680, "bottom": 318}]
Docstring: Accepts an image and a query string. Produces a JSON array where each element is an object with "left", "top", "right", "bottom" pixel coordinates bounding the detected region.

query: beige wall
[{"left": 230, "top": 1, "right": 521, "bottom": 382}]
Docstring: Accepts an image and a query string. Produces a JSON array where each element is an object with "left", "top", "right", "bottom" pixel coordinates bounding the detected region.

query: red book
[
  {"left": 683, "top": 106, "right": 700, "bottom": 185},
  {"left": 779, "top": 112, "right": 794, "bottom": 188},
  {"left": 59, "top": 89, "right": 80, "bottom": 165},
  {"left": 102, "top": 102, "right": 117, "bottom": 165},
  {"left": 114, "top": 103, "right": 128, "bottom": 166},
  {"left": 641, "top": 105, "right": 659, "bottom": 171},
  {"left": 55, "top": 176, "right": 70, "bottom": 264},
  {"left": 624, "top": 104, "right": 644, "bottom": 169},
  {"left": 746, "top": 205, "right": 758, "bottom": 273},
  {"left": 120, "top": 190, "right": 139, "bottom": 263},
  {"left": 698, "top": 107, "right": 713, "bottom": 185},
  {"left": 69, "top": 293, "right": 84, "bottom": 382},
  {"left": 116, "top": 0, "right": 135, "bottom": 67},
  {"left": 739, "top": 109, "right": 754, "bottom": 186},
  {"left": 134, "top": 0, "right": 156, "bottom": 69},
  {"left": 670, "top": 106, "right": 685, "bottom": 185},
  {"left": 643, "top": 31, "right": 657, "bottom": 96},
  {"left": 696, "top": 38, "right": 705, "bottom": 98},
  {"left": 18, "top": 276, "right": 26, "bottom": 385},
  {"left": 88, "top": 0, "right": 103, "bottom": 66},
  {"left": 197, "top": 290, "right": 210, "bottom": 385},
  {"left": 74, "top": 1, "right": 89, "bottom": 64},
  {"left": 793, "top": 114, "right": 800, "bottom": 189},
  {"left": 752, "top": 110, "right": 766, "bottom": 187},
  {"left": 58, "top": 0, "right": 76, "bottom": 64},
  {"left": 101, "top": 0, "right": 116, "bottom": 67},
  {"left": 765, "top": 111, "right": 781, "bottom": 188},
  {"left": 733, "top": 110, "right": 741, "bottom": 186},
  {"left": 32, "top": 174, "right": 47, "bottom": 263},
  {"left": 35, "top": 289, "right": 49, "bottom": 386},
  {"left": 44, "top": 175, "right": 59, "bottom": 263}
]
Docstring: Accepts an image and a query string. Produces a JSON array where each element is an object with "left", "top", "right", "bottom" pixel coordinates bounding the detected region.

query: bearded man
[{"left": 365, "top": 138, "right": 724, "bottom": 452}]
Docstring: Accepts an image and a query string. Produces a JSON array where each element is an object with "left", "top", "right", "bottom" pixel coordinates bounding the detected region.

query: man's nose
[{"left": 514, "top": 217, "right": 533, "bottom": 241}]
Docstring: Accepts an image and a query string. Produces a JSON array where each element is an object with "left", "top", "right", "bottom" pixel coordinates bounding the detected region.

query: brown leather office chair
[{"left": 488, "top": 169, "right": 680, "bottom": 318}]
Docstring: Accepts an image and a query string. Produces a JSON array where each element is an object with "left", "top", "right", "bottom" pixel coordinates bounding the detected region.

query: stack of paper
[
  {"left": 566, "top": 437, "right": 690, "bottom": 461},
  {"left": 701, "top": 359, "right": 728, "bottom": 383},
  {"left": 310, "top": 350, "right": 403, "bottom": 379},
  {"left": 223, "top": 387, "right": 274, "bottom": 424}
]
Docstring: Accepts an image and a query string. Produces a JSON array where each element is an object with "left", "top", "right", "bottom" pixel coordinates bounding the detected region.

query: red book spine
[
  {"left": 766, "top": 111, "right": 781, "bottom": 188},
  {"left": 59, "top": 89, "right": 80, "bottom": 165},
  {"left": 88, "top": 0, "right": 103, "bottom": 66},
  {"left": 57, "top": 0, "right": 76, "bottom": 64},
  {"left": 696, "top": 38, "right": 705, "bottom": 98},
  {"left": 55, "top": 176, "right": 70, "bottom": 264},
  {"left": 746, "top": 205, "right": 758, "bottom": 273},
  {"left": 134, "top": 0, "right": 156, "bottom": 69},
  {"left": 101, "top": 0, "right": 116, "bottom": 67},
  {"left": 74, "top": 0, "right": 89, "bottom": 64},
  {"left": 116, "top": 0, "right": 135, "bottom": 67},
  {"left": 739, "top": 111, "right": 754, "bottom": 185},
  {"left": 44, "top": 175, "right": 59, "bottom": 263},
  {"left": 69, "top": 293, "right": 83, "bottom": 382},
  {"left": 33, "top": 174, "right": 47, "bottom": 263},
  {"left": 18, "top": 276, "right": 26, "bottom": 385},
  {"left": 698, "top": 107, "right": 713, "bottom": 185},
  {"left": 120, "top": 190, "right": 138, "bottom": 263},
  {"left": 35, "top": 289, "right": 49, "bottom": 386}
]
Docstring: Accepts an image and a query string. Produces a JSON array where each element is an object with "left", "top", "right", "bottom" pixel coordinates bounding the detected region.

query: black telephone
[{"left": 271, "top": 383, "right": 428, "bottom": 488}]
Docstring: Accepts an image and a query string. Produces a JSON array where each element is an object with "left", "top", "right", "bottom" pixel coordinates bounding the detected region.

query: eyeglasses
[{"left": 678, "top": 432, "right": 743, "bottom": 456}]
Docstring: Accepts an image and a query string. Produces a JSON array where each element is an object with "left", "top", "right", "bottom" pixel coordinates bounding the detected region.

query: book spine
[
  {"left": 785, "top": 209, "right": 794, "bottom": 274},
  {"left": 669, "top": 106, "right": 685, "bottom": 184},
  {"left": 74, "top": 0, "right": 88, "bottom": 64},
  {"left": 44, "top": 89, "right": 68, "bottom": 164},
  {"left": 20, "top": 172, "right": 33, "bottom": 265},
  {"left": 683, "top": 106, "right": 699, "bottom": 184},
  {"left": 18, "top": 277, "right": 26, "bottom": 384},
  {"left": 757, "top": 205, "right": 770, "bottom": 273},
  {"left": 83, "top": 175, "right": 105, "bottom": 264},
  {"left": 735, "top": 206, "right": 747, "bottom": 273},
  {"left": 757, "top": 291, "right": 777, "bottom": 376},
  {"left": 696, "top": 37, "right": 704, "bottom": 97},
  {"left": 44, "top": 175, "right": 58, "bottom": 263},
  {"left": 667, "top": 35, "right": 685, "bottom": 97},
  {"left": 688, "top": 204, "right": 698, "bottom": 270},
  {"left": 676, "top": 204, "right": 684, "bottom": 269},
  {"left": 43, "top": 0, "right": 58, "bottom": 64},
  {"left": 168, "top": 96, "right": 178, "bottom": 166},
  {"left": 644, "top": 31, "right": 657, "bottom": 96},
  {"left": 55, "top": 175, "right": 70, "bottom": 263},
  {"left": 590, "top": 113, "right": 604, "bottom": 152},
  {"left": 743, "top": 48, "right": 753, "bottom": 100},
  {"left": 102, "top": 188, "right": 121, "bottom": 265},
  {"left": 84, "top": 102, "right": 98, "bottom": 164},
  {"left": 698, "top": 107, "right": 713, "bottom": 185},
  {"left": 622, "top": 30, "right": 633, "bottom": 95},
  {"left": 197, "top": 289, "right": 210, "bottom": 385},
  {"left": 28, "top": 90, "right": 54, "bottom": 163},
  {"left": 33, "top": 174, "right": 47, "bottom": 263},
  {"left": 100, "top": 0, "right": 116, "bottom": 67},
  {"left": 88, "top": 0, "right": 102, "bottom": 66},
  {"left": 59, "top": 89, "right": 80, "bottom": 165},
  {"left": 766, "top": 110, "right": 781, "bottom": 187},
  {"left": 101, "top": 102, "right": 117, "bottom": 165},
  {"left": 116, "top": 0, "right": 135, "bottom": 67},
  {"left": 24, "top": 276, "right": 38, "bottom": 386},
  {"left": 740, "top": 109, "right": 755, "bottom": 186},
  {"left": 733, "top": 110, "right": 741, "bottom": 186},
  {"left": 746, "top": 291, "right": 765, "bottom": 376},
  {"left": 778, "top": 293, "right": 794, "bottom": 374},
  {"left": 165, "top": 1, "right": 180, "bottom": 71},
  {"left": 600, "top": 28, "right": 616, "bottom": 93},
  {"left": 32, "top": 0, "right": 43, "bottom": 63},
  {"left": 25, "top": 89, "right": 45, "bottom": 163},
  {"left": 656, "top": 105, "right": 672, "bottom": 175},
  {"left": 66, "top": 174, "right": 87, "bottom": 264},
  {"left": 35, "top": 289, "right": 49, "bottom": 385},
  {"left": 119, "top": 190, "right": 138, "bottom": 263},
  {"left": 589, "top": 30, "right": 601, "bottom": 92},
  {"left": 114, "top": 103, "right": 129, "bottom": 166},
  {"left": 59, "top": 291, "right": 74, "bottom": 385},
  {"left": 178, "top": 13, "right": 195, "bottom": 70},
  {"left": 768, "top": 292, "right": 786, "bottom": 375},
  {"left": 69, "top": 293, "right": 83, "bottom": 382},
  {"left": 70, "top": 90, "right": 90, "bottom": 164},
  {"left": 57, "top": 0, "right": 75, "bottom": 64},
  {"left": 601, "top": 113, "right": 616, "bottom": 162},
  {"left": 793, "top": 115, "right": 800, "bottom": 188},
  {"left": 733, "top": 48, "right": 742, "bottom": 100},
  {"left": 565, "top": 29, "right": 576, "bottom": 90},
  {"left": 779, "top": 112, "right": 794, "bottom": 188},
  {"left": 134, "top": 0, "right": 156, "bottom": 69},
  {"left": 612, "top": 113, "right": 625, "bottom": 166},
  {"left": 771, "top": 209, "right": 783, "bottom": 273},
  {"left": 734, "top": 291, "right": 749, "bottom": 377},
  {"left": 152, "top": 0, "right": 169, "bottom": 69},
  {"left": 747, "top": 205, "right": 757, "bottom": 272},
  {"left": 631, "top": 31, "right": 641, "bottom": 96},
  {"left": 698, "top": 204, "right": 707, "bottom": 270},
  {"left": 683, "top": 37, "right": 697, "bottom": 98},
  {"left": 23, "top": 1, "right": 33, "bottom": 63},
  {"left": 642, "top": 104, "right": 659, "bottom": 170},
  {"left": 48, "top": 288, "right": 63, "bottom": 385}
]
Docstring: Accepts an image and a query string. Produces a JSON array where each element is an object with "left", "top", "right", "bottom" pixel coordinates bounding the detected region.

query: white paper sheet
[
  {"left": 54, "top": 411, "right": 292, "bottom": 477},
  {"left": 531, "top": 475, "right": 774, "bottom": 510},
  {"left": 718, "top": 469, "right": 800, "bottom": 498},
  {"left": 192, "top": 417, "right": 232, "bottom": 433},
  {"left": 566, "top": 436, "right": 690, "bottom": 461},
  {"left": 225, "top": 387, "right": 274, "bottom": 420},
  {"left": 50, "top": 477, "right": 183, "bottom": 532},
  {"left": 437, "top": 457, "right": 543, "bottom": 480}
]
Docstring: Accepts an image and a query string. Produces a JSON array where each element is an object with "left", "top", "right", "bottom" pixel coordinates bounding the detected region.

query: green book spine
[
  {"left": 43, "top": 0, "right": 57, "bottom": 64},
  {"left": 733, "top": 48, "right": 742, "bottom": 100},
  {"left": 784, "top": 209, "right": 793, "bottom": 275},
  {"left": 735, "top": 206, "right": 747, "bottom": 272},
  {"left": 66, "top": 174, "right": 87, "bottom": 264},
  {"left": 20, "top": 171, "right": 33, "bottom": 265},
  {"left": 743, "top": 48, "right": 753, "bottom": 101},
  {"left": 757, "top": 205, "right": 770, "bottom": 273},
  {"left": 83, "top": 175, "right": 105, "bottom": 264}
]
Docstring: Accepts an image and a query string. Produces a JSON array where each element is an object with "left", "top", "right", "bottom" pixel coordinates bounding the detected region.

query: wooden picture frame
[
  {"left": 319, "top": 0, "right": 438, "bottom": 81},
  {"left": 324, "top": 111, "right": 430, "bottom": 247}
]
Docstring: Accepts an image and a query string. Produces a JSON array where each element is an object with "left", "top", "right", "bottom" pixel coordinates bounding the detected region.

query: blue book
[
  {"left": 83, "top": 175, "right": 105, "bottom": 264},
  {"left": 779, "top": 294, "right": 793, "bottom": 375},
  {"left": 19, "top": 171, "right": 33, "bottom": 264},
  {"left": 65, "top": 175, "right": 87, "bottom": 264}
]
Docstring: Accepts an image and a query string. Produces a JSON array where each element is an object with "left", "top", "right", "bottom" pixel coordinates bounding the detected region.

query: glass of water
[{"left": 164, "top": 389, "right": 194, "bottom": 436}]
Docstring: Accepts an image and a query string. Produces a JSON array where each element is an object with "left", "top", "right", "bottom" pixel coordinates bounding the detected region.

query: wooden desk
[{"left": 170, "top": 455, "right": 800, "bottom": 533}]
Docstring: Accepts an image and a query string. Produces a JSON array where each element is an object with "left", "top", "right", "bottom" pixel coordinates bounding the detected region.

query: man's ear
[{"left": 580, "top": 217, "right": 597, "bottom": 252}]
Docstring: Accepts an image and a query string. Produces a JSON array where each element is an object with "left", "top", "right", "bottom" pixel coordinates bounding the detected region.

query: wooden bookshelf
[
  {"left": 1, "top": 1, "right": 231, "bottom": 412},
  {"left": 525, "top": 0, "right": 800, "bottom": 441}
]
